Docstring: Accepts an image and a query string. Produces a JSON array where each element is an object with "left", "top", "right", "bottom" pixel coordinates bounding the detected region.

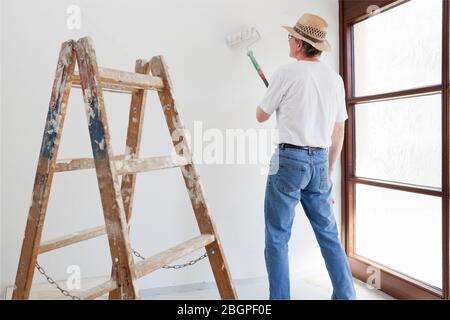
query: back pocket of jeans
[{"left": 275, "top": 162, "right": 304, "bottom": 194}]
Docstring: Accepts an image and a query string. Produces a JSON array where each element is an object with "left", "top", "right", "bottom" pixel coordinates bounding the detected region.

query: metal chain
[
  {"left": 131, "top": 248, "right": 214, "bottom": 269},
  {"left": 34, "top": 248, "right": 213, "bottom": 300},
  {"left": 35, "top": 261, "right": 81, "bottom": 300}
]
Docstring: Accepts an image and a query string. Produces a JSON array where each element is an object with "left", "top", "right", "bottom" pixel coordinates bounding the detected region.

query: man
[{"left": 256, "top": 13, "right": 356, "bottom": 300}]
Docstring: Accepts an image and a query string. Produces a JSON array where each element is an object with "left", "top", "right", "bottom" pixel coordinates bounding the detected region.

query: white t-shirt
[{"left": 260, "top": 60, "right": 348, "bottom": 148}]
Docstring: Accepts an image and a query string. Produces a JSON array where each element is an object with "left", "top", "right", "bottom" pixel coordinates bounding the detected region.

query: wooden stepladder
[{"left": 12, "top": 37, "right": 237, "bottom": 300}]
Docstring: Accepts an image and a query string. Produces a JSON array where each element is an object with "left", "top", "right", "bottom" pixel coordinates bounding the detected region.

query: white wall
[{"left": 0, "top": 0, "right": 341, "bottom": 297}]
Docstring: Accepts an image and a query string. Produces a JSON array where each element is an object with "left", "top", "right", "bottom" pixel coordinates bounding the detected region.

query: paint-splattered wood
[
  {"left": 115, "top": 155, "right": 190, "bottom": 175},
  {"left": 72, "top": 66, "right": 164, "bottom": 92},
  {"left": 120, "top": 60, "right": 151, "bottom": 221},
  {"left": 55, "top": 154, "right": 126, "bottom": 172},
  {"left": 150, "top": 56, "right": 238, "bottom": 300},
  {"left": 55, "top": 155, "right": 189, "bottom": 174},
  {"left": 72, "top": 82, "right": 136, "bottom": 95},
  {"left": 79, "top": 279, "right": 117, "bottom": 300},
  {"left": 38, "top": 225, "right": 106, "bottom": 254},
  {"left": 109, "top": 60, "right": 151, "bottom": 299},
  {"left": 74, "top": 37, "right": 138, "bottom": 300},
  {"left": 134, "top": 235, "right": 215, "bottom": 278},
  {"left": 12, "top": 40, "right": 76, "bottom": 300}
]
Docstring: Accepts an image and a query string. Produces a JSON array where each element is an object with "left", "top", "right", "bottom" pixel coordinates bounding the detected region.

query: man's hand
[
  {"left": 328, "top": 173, "right": 335, "bottom": 205},
  {"left": 256, "top": 106, "right": 271, "bottom": 123},
  {"left": 328, "top": 165, "right": 335, "bottom": 178}
]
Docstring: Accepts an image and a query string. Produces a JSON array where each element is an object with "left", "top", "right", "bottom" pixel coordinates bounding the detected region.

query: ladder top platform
[{"left": 72, "top": 66, "right": 165, "bottom": 93}]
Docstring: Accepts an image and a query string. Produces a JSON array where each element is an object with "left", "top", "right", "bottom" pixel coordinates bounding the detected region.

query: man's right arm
[
  {"left": 258, "top": 69, "right": 284, "bottom": 122},
  {"left": 328, "top": 122, "right": 345, "bottom": 177}
]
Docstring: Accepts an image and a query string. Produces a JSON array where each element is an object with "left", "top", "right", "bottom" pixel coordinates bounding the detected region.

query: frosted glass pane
[
  {"left": 354, "top": 0, "right": 442, "bottom": 96},
  {"left": 355, "top": 184, "right": 442, "bottom": 289},
  {"left": 355, "top": 94, "right": 441, "bottom": 189}
]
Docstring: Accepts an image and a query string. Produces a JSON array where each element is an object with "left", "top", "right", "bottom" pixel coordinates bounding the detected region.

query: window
[
  {"left": 355, "top": 94, "right": 442, "bottom": 188},
  {"left": 353, "top": 0, "right": 442, "bottom": 96},
  {"left": 355, "top": 184, "right": 442, "bottom": 289},
  {"left": 340, "top": 0, "right": 450, "bottom": 299}
]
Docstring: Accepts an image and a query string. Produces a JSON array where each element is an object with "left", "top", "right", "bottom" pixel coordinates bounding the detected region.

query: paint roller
[{"left": 226, "top": 27, "right": 269, "bottom": 88}]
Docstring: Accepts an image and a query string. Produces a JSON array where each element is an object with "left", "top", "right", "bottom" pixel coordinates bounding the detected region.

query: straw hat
[{"left": 282, "top": 13, "right": 331, "bottom": 52}]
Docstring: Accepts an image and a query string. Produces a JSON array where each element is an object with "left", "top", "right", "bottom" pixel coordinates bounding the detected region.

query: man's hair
[{"left": 299, "top": 40, "right": 322, "bottom": 57}]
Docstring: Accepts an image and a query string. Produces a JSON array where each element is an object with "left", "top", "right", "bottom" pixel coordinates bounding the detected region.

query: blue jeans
[{"left": 264, "top": 147, "right": 356, "bottom": 300}]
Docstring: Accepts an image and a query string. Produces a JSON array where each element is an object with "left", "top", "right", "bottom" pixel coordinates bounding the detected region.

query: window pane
[
  {"left": 355, "top": 94, "right": 442, "bottom": 189},
  {"left": 353, "top": 0, "right": 442, "bottom": 96},
  {"left": 355, "top": 184, "right": 442, "bottom": 289}
]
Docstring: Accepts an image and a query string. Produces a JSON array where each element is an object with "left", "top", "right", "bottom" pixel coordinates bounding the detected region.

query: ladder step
[
  {"left": 135, "top": 234, "right": 215, "bottom": 279},
  {"left": 55, "top": 155, "right": 126, "bottom": 173},
  {"left": 115, "top": 155, "right": 191, "bottom": 175},
  {"left": 55, "top": 155, "right": 190, "bottom": 174},
  {"left": 78, "top": 234, "right": 215, "bottom": 299},
  {"left": 39, "top": 226, "right": 106, "bottom": 254},
  {"left": 72, "top": 67, "right": 164, "bottom": 92},
  {"left": 78, "top": 279, "right": 117, "bottom": 300}
]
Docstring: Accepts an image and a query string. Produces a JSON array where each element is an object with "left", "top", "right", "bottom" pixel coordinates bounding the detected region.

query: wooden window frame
[{"left": 339, "top": 0, "right": 450, "bottom": 299}]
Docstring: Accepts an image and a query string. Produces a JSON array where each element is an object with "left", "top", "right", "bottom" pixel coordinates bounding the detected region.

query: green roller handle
[{"left": 247, "top": 50, "right": 269, "bottom": 88}]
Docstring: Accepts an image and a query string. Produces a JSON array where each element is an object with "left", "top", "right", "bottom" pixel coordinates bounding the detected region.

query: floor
[
  {"left": 140, "top": 273, "right": 393, "bottom": 300},
  {"left": 4, "top": 272, "right": 393, "bottom": 300}
]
